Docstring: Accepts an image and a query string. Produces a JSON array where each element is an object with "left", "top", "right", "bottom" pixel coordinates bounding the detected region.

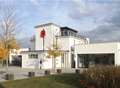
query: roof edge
[
  {"left": 35, "top": 23, "right": 60, "bottom": 28},
  {"left": 60, "top": 26, "right": 78, "bottom": 33}
]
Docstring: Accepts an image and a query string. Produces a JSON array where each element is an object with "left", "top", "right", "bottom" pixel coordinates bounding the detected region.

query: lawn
[{"left": 0, "top": 74, "right": 83, "bottom": 88}]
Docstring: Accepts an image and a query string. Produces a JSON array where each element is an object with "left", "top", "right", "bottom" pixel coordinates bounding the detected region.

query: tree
[
  {"left": 47, "top": 43, "right": 63, "bottom": 70},
  {"left": 0, "top": 47, "right": 7, "bottom": 60},
  {"left": 0, "top": 5, "right": 20, "bottom": 67}
]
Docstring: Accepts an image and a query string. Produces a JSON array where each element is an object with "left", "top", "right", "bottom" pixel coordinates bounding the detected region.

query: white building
[
  {"left": 74, "top": 42, "right": 120, "bottom": 68},
  {"left": 9, "top": 23, "right": 120, "bottom": 69}
]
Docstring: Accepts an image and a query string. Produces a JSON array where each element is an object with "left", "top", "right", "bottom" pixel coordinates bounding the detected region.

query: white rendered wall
[
  {"left": 22, "top": 52, "right": 62, "bottom": 69},
  {"left": 35, "top": 24, "right": 60, "bottom": 50},
  {"left": 22, "top": 53, "right": 39, "bottom": 69},
  {"left": 57, "top": 36, "right": 89, "bottom": 68},
  {"left": 115, "top": 43, "right": 120, "bottom": 65},
  {"left": 75, "top": 43, "right": 118, "bottom": 54},
  {"left": 58, "top": 36, "right": 88, "bottom": 51}
]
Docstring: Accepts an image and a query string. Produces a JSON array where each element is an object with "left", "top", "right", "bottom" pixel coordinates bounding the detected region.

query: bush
[{"left": 81, "top": 65, "right": 120, "bottom": 88}]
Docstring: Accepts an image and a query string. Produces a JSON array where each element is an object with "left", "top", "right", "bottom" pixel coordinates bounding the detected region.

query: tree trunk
[
  {"left": 6, "top": 58, "right": 8, "bottom": 72},
  {"left": 52, "top": 57, "right": 56, "bottom": 72}
]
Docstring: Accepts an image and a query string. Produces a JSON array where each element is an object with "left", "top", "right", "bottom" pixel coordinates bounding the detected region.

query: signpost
[
  {"left": 40, "top": 29, "right": 46, "bottom": 51},
  {"left": 40, "top": 29, "right": 46, "bottom": 69}
]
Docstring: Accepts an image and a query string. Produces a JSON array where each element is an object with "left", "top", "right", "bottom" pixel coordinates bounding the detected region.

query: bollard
[
  {"left": 75, "top": 69, "right": 80, "bottom": 74},
  {"left": 28, "top": 72, "right": 35, "bottom": 77},
  {"left": 5, "top": 74, "right": 14, "bottom": 80},
  {"left": 44, "top": 70, "right": 50, "bottom": 76},
  {"left": 56, "top": 69, "right": 62, "bottom": 74}
]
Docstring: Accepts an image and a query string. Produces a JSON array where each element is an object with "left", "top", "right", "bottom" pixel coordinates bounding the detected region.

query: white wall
[
  {"left": 42, "top": 53, "right": 62, "bottom": 69},
  {"left": 114, "top": 43, "right": 120, "bottom": 65},
  {"left": 58, "top": 36, "right": 88, "bottom": 51},
  {"left": 22, "top": 52, "right": 62, "bottom": 69},
  {"left": 35, "top": 24, "right": 60, "bottom": 50},
  {"left": 57, "top": 36, "right": 89, "bottom": 68},
  {"left": 75, "top": 43, "right": 118, "bottom": 54},
  {"left": 22, "top": 53, "right": 39, "bottom": 69}
]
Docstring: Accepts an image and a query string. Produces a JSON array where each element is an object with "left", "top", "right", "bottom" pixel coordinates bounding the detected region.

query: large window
[
  {"left": 61, "top": 30, "right": 68, "bottom": 36},
  {"left": 28, "top": 54, "right": 38, "bottom": 59},
  {"left": 78, "top": 54, "right": 114, "bottom": 68}
]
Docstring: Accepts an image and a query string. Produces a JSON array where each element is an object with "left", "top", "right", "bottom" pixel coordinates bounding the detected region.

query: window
[
  {"left": 28, "top": 54, "right": 38, "bottom": 59},
  {"left": 61, "top": 30, "right": 68, "bottom": 36},
  {"left": 61, "top": 31, "right": 64, "bottom": 36},
  {"left": 64, "top": 31, "right": 68, "bottom": 36}
]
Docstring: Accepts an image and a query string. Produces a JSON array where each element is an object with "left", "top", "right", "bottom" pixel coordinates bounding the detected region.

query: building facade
[
  {"left": 74, "top": 42, "right": 120, "bottom": 68},
  {"left": 9, "top": 23, "right": 120, "bottom": 69},
  {"left": 10, "top": 23, "right": 89, "bottom": 69}
]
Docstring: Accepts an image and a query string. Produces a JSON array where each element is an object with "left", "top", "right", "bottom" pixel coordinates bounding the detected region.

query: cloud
[
  {"left": 68, "top": 0, "right": 115, "bottom": 21},
  {"left": 30, "top": 0, "right": 40, "bottom": 6},
  {"left": 68, "top": 0, "right": 91, "bottom": 19},
  {"left": 78, "top": 0, "right": 120, "bottom": 43},
  {"left": 18, "top": 37, "right": 31, "bottom": 48},
  {"left": 82, "top": 4, "right": 120, "bottom": 42},
  {"left": 106, "top": 4, "right": 120, "bottom": 27},
  {"left": 82, "top": 24, "right": 120, "bottom": 42}
]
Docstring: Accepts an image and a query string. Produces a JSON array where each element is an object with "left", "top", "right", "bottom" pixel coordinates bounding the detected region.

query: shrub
[{"left": 81, "top": 65, "right": 120, "bottom": 88}]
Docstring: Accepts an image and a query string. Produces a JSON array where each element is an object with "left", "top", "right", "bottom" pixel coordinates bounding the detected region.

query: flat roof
[
  {"left": 20, "top": 50, "right": 69, "bottom": 54},
  {"left": 35, "top": 23, "right": 78, "bottom": 33},
  {"left": 60, "top": 27, "right": 78, "bottom": 33},
  {"left": 35, "top": 23, "right": 60, "bottom": 28}
]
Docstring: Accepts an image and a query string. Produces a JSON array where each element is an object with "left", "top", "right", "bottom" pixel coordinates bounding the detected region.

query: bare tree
[{"left": 0, "top": 4, "right": 21, "bottom": 67}]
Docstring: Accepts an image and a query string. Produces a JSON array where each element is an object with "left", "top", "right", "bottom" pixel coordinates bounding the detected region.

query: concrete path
[{"left": 0, "top": 66, "right": 79, "bottom": 82}]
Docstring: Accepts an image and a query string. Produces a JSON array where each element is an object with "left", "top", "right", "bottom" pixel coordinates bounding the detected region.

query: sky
[{"left": 1, "top": 0, "right": 120, "bottom": 43}]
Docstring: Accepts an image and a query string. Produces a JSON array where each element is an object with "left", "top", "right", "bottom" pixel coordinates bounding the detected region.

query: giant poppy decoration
[{"left": 40, "top": 29, "right": 46, "bottom": 38}]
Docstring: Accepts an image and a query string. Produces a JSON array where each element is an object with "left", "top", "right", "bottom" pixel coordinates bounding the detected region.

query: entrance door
[{"left": 12, "top": 55, "right": 22, "bottom": 67}]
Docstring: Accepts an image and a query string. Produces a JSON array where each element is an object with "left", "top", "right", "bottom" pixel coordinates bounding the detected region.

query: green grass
[{"left": 0, "top": 74, "right": 83, "bottom": 88}]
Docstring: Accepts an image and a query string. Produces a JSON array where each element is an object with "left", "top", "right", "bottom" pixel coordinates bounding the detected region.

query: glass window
[
  {"left": 61, "top": 30, "right": 68, "bottom": 36},
  {"left": 28, "top": 54, "right": 38, "bottom": 59},
  {"left": 61, "top": 31, "right": 64, "bottom": 36}
]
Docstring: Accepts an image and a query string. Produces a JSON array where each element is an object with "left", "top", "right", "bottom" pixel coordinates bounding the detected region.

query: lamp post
[{"left": 40, "top": 29, "right": 45, "bottom": 51}]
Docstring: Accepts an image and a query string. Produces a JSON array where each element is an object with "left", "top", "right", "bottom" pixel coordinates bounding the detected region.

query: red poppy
[{"left": 40, "top": 29, "right": 46, "bottom": 38}]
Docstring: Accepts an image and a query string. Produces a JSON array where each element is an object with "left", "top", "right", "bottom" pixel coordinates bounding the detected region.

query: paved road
[{"left": 0, "top": 66, "right": 78, "bottom": 82}]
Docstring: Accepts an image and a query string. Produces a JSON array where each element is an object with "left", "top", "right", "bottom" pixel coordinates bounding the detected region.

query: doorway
[{"left": 11, "top": 55, "right": 22, "bottom": 67}]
